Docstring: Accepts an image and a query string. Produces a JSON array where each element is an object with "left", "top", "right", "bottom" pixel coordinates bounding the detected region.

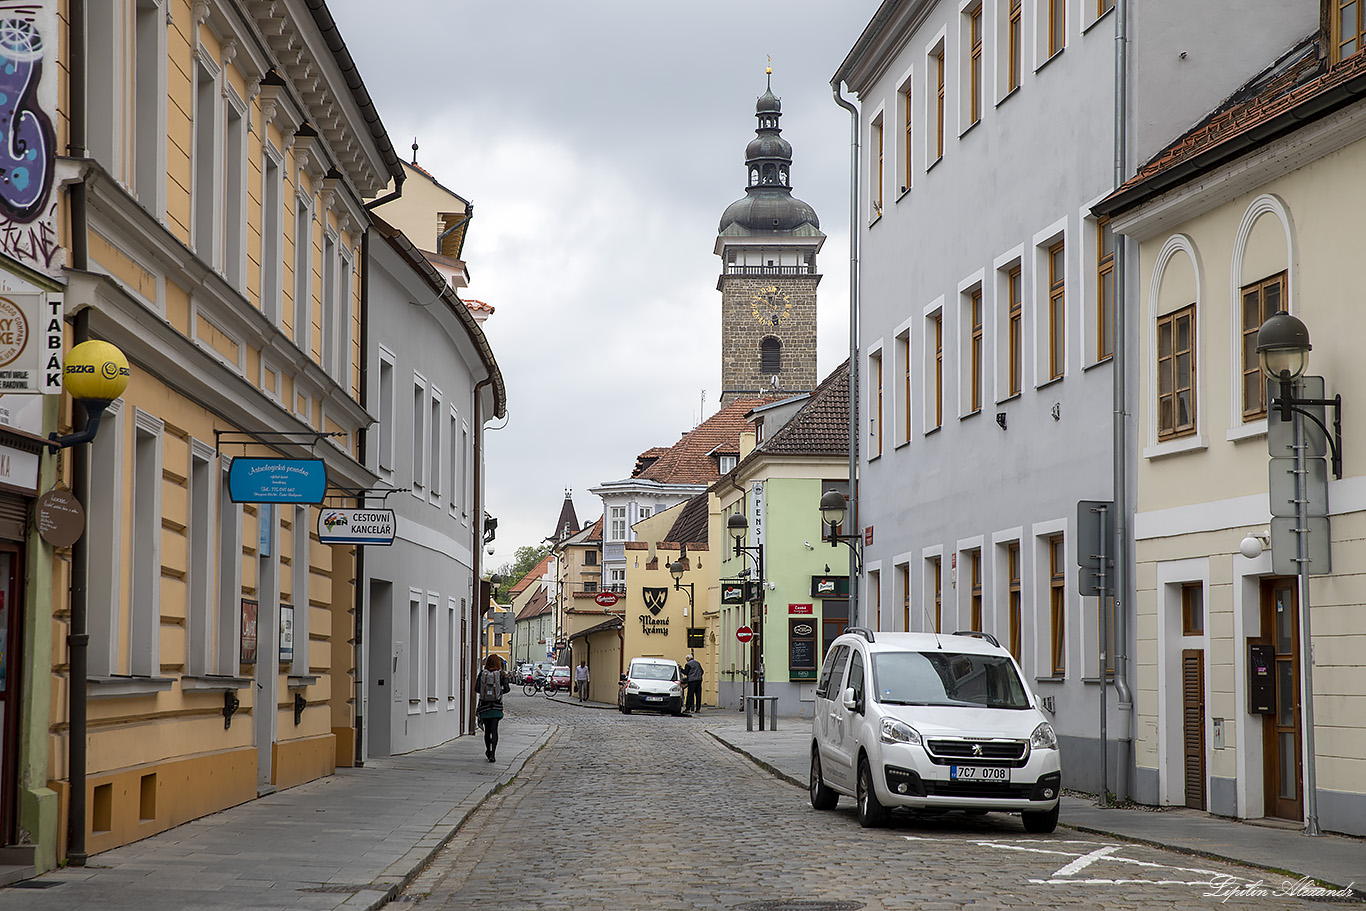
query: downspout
[
  {"left": 1111, "top": 0, "right": 1134, "bottom": 802},
  {"left": 832, "top": 81, "right": 861, "bottom": 626},
  {"left": 67, "top": 0, "right": 90, "bottom": 867},
  {"left": 470, "top": 375, "right": 492, "bottom": 733},
  {"left": 353, "top": 228, "right": 370, "bottom": 767}
]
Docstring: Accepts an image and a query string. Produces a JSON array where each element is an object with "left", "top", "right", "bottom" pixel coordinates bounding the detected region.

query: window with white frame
[
  {"left": 459, "top": 423, "right": 469, "bottom": 517},
  {"left": 925, "top": 554, "right": 943, "bottom": 632},
  {"left": 292, "top": 506, "right": 311, "bottom": 676},
  {"left": 1046, "top": 239, "right": 1065, "bottom": 381},
  {"left": 898, "top": 77, "right": 913, "bottom": 194},
  {"left": 192, "top": 53, "right": 221, "bottom": 266},
  {"left": 1001, "top": 260, "right": 1024, "bottom": 398},
  {"left": 961, "top": 283, "right": 984, "bottom": 415},
  {"left": 871, "top": 111, "right": 885, "bottom": 219},
  {"left": 408, "top": 596, "right": 422, "bottom": 709},
  {"left": 187, "top": 442, "right": 215, "bottom": 675},
  {"left": 378, "top": 350, "right": 395, "bottom": 473},
  {"left": 293, "top": 196, "right": 313, "bottom": 354},
  {"left": 962, "top": 2, "right": 984, "bottom": 129},
  {"left": 896, "top": 328, "right": 911, "bottom": 445},
  {"left": 449, "top": 408, "right": 459, "bottom": 514},
  {"left": 223, "top": 93, "right": 247, "bottom": 289},
  {"left": 426, "top": 597, "right": 438, "bottom": 707},
  {"left": 412, "top": 377, "right": 427, "bottom": 491},
  {"left": 928, "top": 39, "right": 947, "bottom": 165},
  {"left": 923, "top": 305, "right": 944, "bottom": 431},
  {"left": 1040, "top": 0, "right": 1066, "bottom": 61},
  {"left": 87, "top": 401, "right": 122, "bottom": 676},
  {"left": 321, "top": 233, "right": 338, "bottom": 374},
  {"left": 133, "top": 0, "right": 165, "bottom": 210},
  {"left": 87, "top": 1, "right": 117, "bottom": 170},
  {"left": 998, "top": 0, "right": 1023, "bottom": 98},
  {"left": 131, "top": 412, "right": 164, "bottom": 677},
  {"left": 429, "top": 389, "right": 442, "bottom": 502},
  {"left": 869, "top": 347, "right": 883, "bottom": 456},
  {"left": 448, "top": 600, "right": 459, "bottom": 701},
  {"left": 261, "top": 147, "right": 284, "bottom": 323},
  {"left": 217, "top": 460, "right": 243, "bottom": 673},
  {"left": 609, "top": 506, "right": 627, "bottom": 542},
  {"left": 719, "top": 454, "right": 737, "bottom": 473}
]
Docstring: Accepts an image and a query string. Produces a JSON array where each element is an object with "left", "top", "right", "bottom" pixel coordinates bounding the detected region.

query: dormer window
[
  {"left": 1334, "top": 0, "right": 1365, "bottom": 62},
  {"left": 719, "top": 455, "right": 738, "bottom": 473}
]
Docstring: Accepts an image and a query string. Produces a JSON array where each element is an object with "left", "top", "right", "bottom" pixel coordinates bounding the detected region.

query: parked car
[
  {"left": 514, "top": 663, "right": 534, "bottom": 684},
  {"left": 617, "top": 657, "right": 683, "bottom": 715},
  {"left": 809, "top": 629, "right": 1061, "bottom": 832},
  {"left": 549, "top": 666, "right": 572, "bottom": 691}
]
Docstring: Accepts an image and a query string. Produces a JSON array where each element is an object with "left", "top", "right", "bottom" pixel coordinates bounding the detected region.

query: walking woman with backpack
[{"left": 475, "top": 655, "right": 511, "bottom": 762}]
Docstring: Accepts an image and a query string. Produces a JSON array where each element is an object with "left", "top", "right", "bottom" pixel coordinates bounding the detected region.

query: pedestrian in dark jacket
[
  {"left": 683, "top": 654, "right": 704, "bottom": 712},
  {"left": 475, "top": 655, "right": 510, "bottom": 762}
]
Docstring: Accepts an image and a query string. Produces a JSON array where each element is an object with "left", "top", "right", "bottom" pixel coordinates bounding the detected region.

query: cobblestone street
[{"left": 402, "top": 696, "right": 1340, "bottom": 911}]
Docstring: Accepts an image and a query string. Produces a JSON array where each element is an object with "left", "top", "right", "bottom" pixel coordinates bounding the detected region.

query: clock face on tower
[{"left": 751, "top": 286, "right": 792, "bottom": 327}]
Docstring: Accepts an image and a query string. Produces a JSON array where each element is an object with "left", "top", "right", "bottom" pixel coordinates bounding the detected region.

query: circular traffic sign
[
  {"left": 735, "top": 625, "right": 754, "bottom": 643},
  {"left": 594, "top": 591, "right": 619, "bottom": 606}
]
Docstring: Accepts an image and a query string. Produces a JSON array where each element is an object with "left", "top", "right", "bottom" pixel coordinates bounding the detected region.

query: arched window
[
  {"left": 762, "top": 164, "right": 776, "bottom": 184},
  {"left": 760, "top": 337, "right": 782, "bottom": 374}
]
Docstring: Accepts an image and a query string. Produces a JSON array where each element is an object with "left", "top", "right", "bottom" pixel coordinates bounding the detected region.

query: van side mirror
[{"left": 842, "top": 687, "right": 860, "bottom": 712}]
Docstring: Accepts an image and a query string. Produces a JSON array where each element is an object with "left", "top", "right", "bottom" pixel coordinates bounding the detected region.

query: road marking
[
  {"left": 1053, "top": 844, "right": 1122, "bottom": 876},
  {"left": 972, "top": 837, "right": 1257, "bottom": 888}
]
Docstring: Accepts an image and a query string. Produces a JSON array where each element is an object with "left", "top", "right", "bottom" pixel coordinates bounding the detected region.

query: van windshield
[
  {"left": 871, "top": 651, "right": 1030, "bottom": 709},
  {"left": 630, "top": 663, "right": 678, "bottom": 681}
]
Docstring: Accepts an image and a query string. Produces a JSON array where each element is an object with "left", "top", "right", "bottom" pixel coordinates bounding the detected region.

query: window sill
[
  {"left": 896, "top": 185, "right": 912, "bottom": 203},
  {"left": 1226, "top": 419, "right": 1267, "bottom": 443},
  {"left": 996, "top": 392, "right": 1022, "bottom": 406},
  {"left": 288, "top": 674, "right": 319, "bottom": 690},
  {"left": 181, "top": 674, "right": 252, "bottom": 693},
  {"left": 894, "top": 437, "right": 911, "bottom": 451},
  {"left": 1083, "top": 355, "right": 1113, "bottom": 373},
  {"left": 923, "top": 424, "right": 943, "bottom": 437},
  {"left": 869, "top": 211, "right": 883, "bottom": 227},
  {"left": 958, "top": 117, "right": 981, "bottom": 140},
  {"left": 1035, "top": 47, "right": 1065, "bottom": 75},
  {"left": 1036, "top": 374, "right": 1064, "bottom": 391},
  {"left": 1082, "top": 6, "right": 1115, "bottom": 35},
  {"left": 961, "top": 408, "right": 983, "bottom": 421},
  {"left": 867, "top": 451, "right": 882, "bottom": 463},
  {"left": 995, "top": 85, "right": 1021, "bottom": 108},
  {"left": 1034, "top": 675, "right": 1066, "bottom": 685},
  {"left": 1082, "top": 675, "right": 1117, "bottom": 685},
  {"left": 88, "top": 676, "right": 176, "bottom": 699},
  {"left": 1143, "top": 433, "right": 1208, "bottom": 460},
  {"left": 927, "top": 155, "right": 944, "bottom": 174}
]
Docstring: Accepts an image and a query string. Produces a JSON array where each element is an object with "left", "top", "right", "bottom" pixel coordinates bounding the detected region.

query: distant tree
[{"left": 494, "top": 544, "right": 550, "bottom": 602}]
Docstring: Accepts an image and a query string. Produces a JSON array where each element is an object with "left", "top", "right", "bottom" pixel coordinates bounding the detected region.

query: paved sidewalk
[
  {"left": 704, "top": 712, "right": 1365, "bottom": 897},
  {"left": 0, "top": 721, "right": 555, "bottom": 911}
]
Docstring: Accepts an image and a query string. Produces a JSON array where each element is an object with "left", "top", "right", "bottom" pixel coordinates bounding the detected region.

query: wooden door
[
  {"left": 1181, "top": 649, "right": 1206, "bottom": 810},
  {"left": 1261, "top": 578, "right": 1302, "bottom": 821}
]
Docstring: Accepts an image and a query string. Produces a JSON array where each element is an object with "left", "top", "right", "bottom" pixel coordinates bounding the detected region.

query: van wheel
[
  {"left": 1022, "top": 804, "right": 1059, "bottom": 834},
  {"left": 810, "top": 749, "right": 838, "bottom": 810},
  {"left": 856, "top": 757, "right": 889, "bottom": 828}
]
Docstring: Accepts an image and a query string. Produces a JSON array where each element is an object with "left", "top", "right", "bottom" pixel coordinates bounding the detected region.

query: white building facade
[
  {"left": 359, "top": 219, "right": 504, "bottom": 758},
  {"left": 832, "top": 0, "right": 1310, "bottom": 794}
]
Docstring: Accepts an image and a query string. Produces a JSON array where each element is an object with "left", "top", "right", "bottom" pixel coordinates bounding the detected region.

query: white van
[
  {"left": 809, "top": 629, "right": 1062, "bottom": 831},
  {"left": 617, "top": 657, "right": 683, "bottom": 715}
]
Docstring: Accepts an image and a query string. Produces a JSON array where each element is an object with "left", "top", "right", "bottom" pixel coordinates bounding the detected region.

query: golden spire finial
[{"left": 766, "top": 55, "right": 772, "bottom": 89}]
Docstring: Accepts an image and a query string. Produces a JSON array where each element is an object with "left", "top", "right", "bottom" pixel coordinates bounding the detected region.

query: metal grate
[
  {"left": 8, "top": 880, "right": 65, "bottom": 889},
  {"left": 298, "top": 884, "right": 368, "bottom": 893}
]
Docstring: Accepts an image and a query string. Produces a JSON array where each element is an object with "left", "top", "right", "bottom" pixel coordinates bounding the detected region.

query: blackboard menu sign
[{"left": 789, "top": 618, "right": 818, "bottom": 679}]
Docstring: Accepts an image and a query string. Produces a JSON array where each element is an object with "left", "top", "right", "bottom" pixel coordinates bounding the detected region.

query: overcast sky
[{"left": 328, "top": 0, "right": 882, "bottom": 572}]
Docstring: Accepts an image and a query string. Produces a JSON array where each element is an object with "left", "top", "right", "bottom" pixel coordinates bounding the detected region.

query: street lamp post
[
  {"left": 1255, "top": 310, "right": 1342, "bottom": 838},
  {"left": 726, "top": 512, "right": 765, "bottom": 719},
  {"left": 819, "top": 489, "right": 863, "bottom": 627}
]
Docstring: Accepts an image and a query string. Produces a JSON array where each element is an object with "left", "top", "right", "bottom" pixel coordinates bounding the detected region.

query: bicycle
[
  {"left": 542, "top": 680, "right": 563, "bottom": 696},
  {"left": 522, "top": 677, "right": 546, "bottom": 697}
]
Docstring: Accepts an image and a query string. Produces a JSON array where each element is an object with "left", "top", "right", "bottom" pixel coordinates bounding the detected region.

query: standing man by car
[
  {"left": 683, "top": 654, "right": 703, "bottom": 712},
  {"left": 574, "top": 660, "right": 590, "bottom": 702}
]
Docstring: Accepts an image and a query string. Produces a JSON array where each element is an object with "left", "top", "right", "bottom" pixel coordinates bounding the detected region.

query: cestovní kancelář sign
[{"left": 317, "top": 507, "right": 396, "bottom": 545}]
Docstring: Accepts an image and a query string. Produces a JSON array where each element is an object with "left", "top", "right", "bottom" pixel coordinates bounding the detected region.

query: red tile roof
[
  {"left": 631, "top": 398, "right": 767, "bottom": 486},
  {"left": 509, "top": 554, "right": 552, "bottom": 596},
  {"left": 1100, "top": 34, "right": 1366, "bottom": 215},
  {"left": 514, "top": 586, "right": 550, "bottom": 621}
]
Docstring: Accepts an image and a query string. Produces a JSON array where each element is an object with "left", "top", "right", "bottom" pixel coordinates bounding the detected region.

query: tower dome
[{"left": 718, "top": 76, "right": 821, "bottom": 236}]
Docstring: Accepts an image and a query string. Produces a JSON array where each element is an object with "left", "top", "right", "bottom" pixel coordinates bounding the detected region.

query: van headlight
[
  {"left": 626, "top": 681, "right": 640, "bottom": 693},
  {"left": 880, "top": 718, "right": 922, "bottom": 745},
  {"left": 668, "top": 684, "right": 682, "bottom": 696},
  {"left": 1030, "top": 722, "right": 1058, "bottom": 750}
]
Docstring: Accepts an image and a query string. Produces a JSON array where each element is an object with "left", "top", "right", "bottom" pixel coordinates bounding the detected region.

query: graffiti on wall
[{"left": 0, "top": 4, "right": 56, "bottom": 274}]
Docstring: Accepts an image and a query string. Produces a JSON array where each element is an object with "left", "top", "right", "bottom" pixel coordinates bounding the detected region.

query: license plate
[
  {"left": 950, "top": 765, "right": 1008, "bottom": 781},
  {"left": 646, "top": 696, "right": 663, "bottom": 702}
]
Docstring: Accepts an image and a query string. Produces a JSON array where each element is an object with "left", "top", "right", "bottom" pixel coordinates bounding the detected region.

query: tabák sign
[
  {"left": 0, "top": 272, "right": 63, "bottom": 393},
  {"left": 318, "top": 507, "right": 396, "bottom": 545}
]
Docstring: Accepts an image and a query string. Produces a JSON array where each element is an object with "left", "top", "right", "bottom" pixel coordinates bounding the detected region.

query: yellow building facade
[{"left": 11, "top": 0, "right": 407, "bottom": 870}]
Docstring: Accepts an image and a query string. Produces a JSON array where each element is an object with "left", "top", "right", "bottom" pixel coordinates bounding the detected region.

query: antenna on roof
[{"left": 411, "top": 138, "right": 419, "bottom": 165}]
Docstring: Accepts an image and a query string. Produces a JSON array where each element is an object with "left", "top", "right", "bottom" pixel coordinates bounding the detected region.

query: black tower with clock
[{"left": 716, "top": 71, "right": 824, "bottom": 404}]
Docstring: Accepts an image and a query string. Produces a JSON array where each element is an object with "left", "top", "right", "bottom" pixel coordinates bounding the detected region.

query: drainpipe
[
  {"left": 1111, "top": 0, "right": 1134, "bottom": 802},
  {"left": 353, "top": 228, "right": 371, "bottom": 767},
  {"left": 832, "top": 81, "right": 861, "bottom": 626},
  {"left": 66, "top": 0, "right": 90, "bottom": 868}
]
